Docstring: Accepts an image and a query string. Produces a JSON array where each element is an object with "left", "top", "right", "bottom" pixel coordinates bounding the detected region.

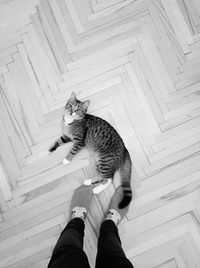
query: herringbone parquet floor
[{"left": 0, "top": 0, "right": 200, "bottom": 267}]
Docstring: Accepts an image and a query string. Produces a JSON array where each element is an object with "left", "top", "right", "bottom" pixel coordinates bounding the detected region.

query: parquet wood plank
[
  {"left": 30, "top": 260, "right": 48, "bottom": 268},
  {"left": 71, "top": 23, "right": 140, "bottom": 59},
  {"left": 136, "top": 25, "right": 171, "bottom": 103},
  {"left": 0, "top": 194, "right": 69, "bottom": 233},
  {"left": 30, "top": 12, "right": 63, "bottom": 76},
  {"left": 48, "top": 0, "right": 76, "bottom": 53},
  {"left": 0, "top": 187, "right": 9, "bottom": 213},
  {"left": 130, "top": 238, "right": 184, "bottom": 267},
  {"left": 91, "top": 0, "right": 125, "bottom": 12},
  {"left": 9, "top": 57, "right": 41, "bottom": 137},
  {"left": 0, "top": 89, "right": 28, "bottom": 169},
  {"left": 88, "top": 0, "right": 137, "bottom": 22},
  {"left": 64, "top": 0, "right": 85, "bottom": 34},
  {"left": 159, "top": 108, "right": 200, "bottom": 132},
  {"left": 25, "top": 24, "right": 60, "bottom": 95},
  {"left": 67, "top": 36, "right": 135, "bottom": 71},
  {"left": 37, "top": 0, "right": 70, "bottom": 70},
  {"left": 7, "top": 248, "right": 51, "bottom": 268},
  {"left": 149, "top": 134, "right": 200, "bottom": 163},
  {"left": 0, "top": 214, "right": 66, "bottom": 251},
  {"left": 144, "top": 142, "right": 200, "bottom": 174},
  {"left": 3, "top": 68, "right": 33, "bottom": 148},
  {"left": 152, "top": 125, "right": 200, "bottom": 153},
  {"left": 13, "top": 49, "right": 45, "bottom": 126},
  {"left": 146, "top": 5, "right": 181, "bottom": 83},
  {"left": 130, "top": 45, "right": 169, "bottom": 115},
  {"left": 177, "top": 0, "right": 200, "bottom": 36},
  {"left": 22, "top": 33, "right": 55, "bottom": 105},
  {"left": 0, "top": 0, "right": 200, "bottom": 267},
  {"left": 161, "top": 0, "right": 193, "bottom": 53},
  {"left": 124, "top": 63, "right": 161, "bottom": 138},
  {"left": 180, "top": 234, "right": 200, "bottom": 267},
  {"left": 17, "top": 42, "right": 49, "bottom": 114},
  {"left": 60, "top": 56, "right": 129, "bottom": 90},
  {"left": 129, "top": 46, "right": 165, "bottom": 124},
  {"left": 0, "top": 227, "right": 60, "bottom": 267},
  {"left": 0, "top": 118, "right": 20, "bottom": 189}
]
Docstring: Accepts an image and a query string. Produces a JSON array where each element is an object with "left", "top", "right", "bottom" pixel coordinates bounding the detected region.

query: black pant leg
[
  {"left": 48, "top": 218, "right": 90, "bottom": 268},
  {"left": 95, "top": 220, "right": 134, "bottom": 268}
]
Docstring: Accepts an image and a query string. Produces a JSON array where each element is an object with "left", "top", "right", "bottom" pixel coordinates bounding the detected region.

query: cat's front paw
[
  {"left": 62, "top": 158, "right": 70, "bottom": 165},
  {"left": 48, "top": 143, "right": 58, "bottom": 153},
  {"left": 84, "top": 179, "right": 92, "bottom": 186}
]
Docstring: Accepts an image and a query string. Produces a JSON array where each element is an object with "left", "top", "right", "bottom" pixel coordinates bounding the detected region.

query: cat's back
[
  {"left": 84, "top": 114, "right": 124, "bottom": 151},
  {"left": 85, "top": 114, "right": 114, "bottom": 131}
]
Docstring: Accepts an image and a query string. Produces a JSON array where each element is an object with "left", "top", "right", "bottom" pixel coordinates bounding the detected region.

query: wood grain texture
[{"left": 0, "top": 0, "right": 200, "bottom": 267}]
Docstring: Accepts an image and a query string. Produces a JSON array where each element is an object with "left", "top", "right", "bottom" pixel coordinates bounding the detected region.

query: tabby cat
[{"left": 49, "top": 92, "right": 132, "bottom": 208}]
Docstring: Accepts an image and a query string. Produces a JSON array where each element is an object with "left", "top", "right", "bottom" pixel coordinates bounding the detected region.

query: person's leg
[
  {"left": 95, "top": 187, "right": 134, "bottom": 268},
  {"left": 48, "top": 217, "right": 89, "bottom": 268},
  {"left": 48, "top": 185, "right": 93, "bottom": 268}
]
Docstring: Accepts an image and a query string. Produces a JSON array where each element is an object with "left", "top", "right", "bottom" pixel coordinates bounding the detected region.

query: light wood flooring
[{"left": 0, "top": 0, "right": 200, "bottom": 267}]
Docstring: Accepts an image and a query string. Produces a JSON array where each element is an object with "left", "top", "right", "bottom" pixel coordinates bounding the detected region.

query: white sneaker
[
  {"left": 71, "top": 207, "right": 87, "bottom": 220},
  {"left": 106, "top": 209, "right": 121, "bottom": 225}
]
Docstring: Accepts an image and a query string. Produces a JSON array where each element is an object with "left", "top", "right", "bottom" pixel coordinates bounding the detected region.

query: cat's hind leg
[
  {"left": 93, "top": 178, "right": 112, "bottom": 194},
  {"left": 92, "top": 161, "right": 114, "bottom": 194},
  {"left": 83, "top": 165, "right": 102, "bottom": 186}
]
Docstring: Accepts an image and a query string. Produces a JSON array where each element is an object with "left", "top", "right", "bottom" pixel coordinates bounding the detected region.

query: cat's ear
[
  {"left": 82, "top": 100, "right": 90, "bottom": 110},
  {"left": 69, "top": 91, "right": 76, "bottom": 101}
]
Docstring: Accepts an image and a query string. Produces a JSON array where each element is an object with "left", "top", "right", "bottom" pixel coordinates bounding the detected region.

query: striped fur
[{"left": 49, "top": 92, "right": 132, "bottom": 208}]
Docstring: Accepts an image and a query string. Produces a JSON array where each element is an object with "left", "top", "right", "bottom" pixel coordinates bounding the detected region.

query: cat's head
[{"left": 64, "top": 92, "right": 90, "bottom": 120}]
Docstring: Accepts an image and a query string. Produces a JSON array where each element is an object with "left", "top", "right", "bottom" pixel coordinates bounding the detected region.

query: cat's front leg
[
  {"left": 49, "top": 135, "right": 71, "bottom": 153},
  {"left": 62, "top": 142, "right": 84, "bottom": 165}
]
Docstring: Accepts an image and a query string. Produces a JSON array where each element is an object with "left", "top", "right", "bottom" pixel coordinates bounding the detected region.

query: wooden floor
[{"left": 0, "top": 0, "right": 200, "bottom": 267}]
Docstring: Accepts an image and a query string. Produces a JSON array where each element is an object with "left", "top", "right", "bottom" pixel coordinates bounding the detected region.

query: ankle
[
  {"left": 106, "top": 209, "right": 121, "bottom": 225},
  {"left": 71, "top": 207, "right": 87, "bottom": 221}
]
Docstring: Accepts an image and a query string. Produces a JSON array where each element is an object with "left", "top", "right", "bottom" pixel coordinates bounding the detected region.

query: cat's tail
[{"left": 118, "top": 149, "right": 132, "bottom": 209}]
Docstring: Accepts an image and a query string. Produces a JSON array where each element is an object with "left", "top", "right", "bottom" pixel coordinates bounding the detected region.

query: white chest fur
[{"left": 64, "top": 115, "right": 74, "bottom": 125}]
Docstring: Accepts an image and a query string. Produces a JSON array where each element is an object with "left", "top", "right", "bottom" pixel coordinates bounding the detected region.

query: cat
[{"left": 49, "top": 91, "right": 132, "bottom": 209}]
